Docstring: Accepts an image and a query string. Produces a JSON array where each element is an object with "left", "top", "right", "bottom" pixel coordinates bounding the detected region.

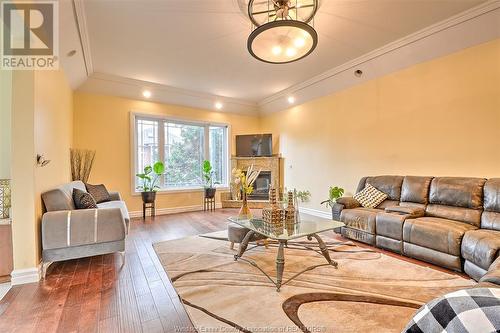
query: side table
[
  {"left": 143, "top": 201, "right": 155, "bottom": 219},
  {"left": 204, "top": 196, "right": 215, "bottom": 212}
]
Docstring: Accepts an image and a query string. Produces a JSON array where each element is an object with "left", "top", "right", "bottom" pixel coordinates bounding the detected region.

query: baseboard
[
  {"left": 300, "top": 207, "right": 332, "bottom": 220},
  {"left": 0, "top": 282, "right": 11, "bottom": 301},
  {"left": 10, "top": 266, "right": 40, "bottom": 285},
  {"left": 129, "top": 203, "right": 222, "bottom": 218}
]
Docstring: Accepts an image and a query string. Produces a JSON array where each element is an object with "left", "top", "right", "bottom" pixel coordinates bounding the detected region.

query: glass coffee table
[{"left": 228, "top": 216, "right": 345, "bottom": 291}]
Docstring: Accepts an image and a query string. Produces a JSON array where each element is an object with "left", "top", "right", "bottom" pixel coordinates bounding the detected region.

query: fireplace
[
  {"left": 222, "top": 155, "right": 283, "bottom": 208},
  {"left": 247, "top": 171, "right": 271, "bottom": 200}
]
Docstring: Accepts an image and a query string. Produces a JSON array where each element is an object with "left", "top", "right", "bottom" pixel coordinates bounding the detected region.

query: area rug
[{"left": 153, "top": 231, "right": 476, "bottom": 333}]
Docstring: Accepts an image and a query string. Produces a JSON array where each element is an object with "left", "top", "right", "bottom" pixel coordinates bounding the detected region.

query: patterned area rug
[{"left": 153, "top": 231, "right": 475, "bottom": 333}]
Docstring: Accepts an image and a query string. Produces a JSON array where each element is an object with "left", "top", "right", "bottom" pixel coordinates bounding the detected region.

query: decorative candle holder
[{"left": 262, "top": 188, "right": 284, "bottom": 225}]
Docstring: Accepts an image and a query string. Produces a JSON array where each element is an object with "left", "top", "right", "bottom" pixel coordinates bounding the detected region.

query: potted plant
[
  {"left": 321, "top": 186, "right": 345, "bottom": 217},
  {"left": 202, "top": 160, "right": 219, "bottom": 198},
  {"left": 136, "top": 161, "right": 165, "bottom": 203}
]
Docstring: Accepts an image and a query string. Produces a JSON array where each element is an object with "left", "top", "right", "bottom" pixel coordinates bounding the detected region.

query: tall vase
[{"left": 238, "top": 191, "right": 252, "bottom": 220}]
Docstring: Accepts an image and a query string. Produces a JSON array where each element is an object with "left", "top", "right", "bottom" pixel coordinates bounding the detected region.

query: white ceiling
[{"left": 60, "top": 0, "right": 496, "bottom": 112}]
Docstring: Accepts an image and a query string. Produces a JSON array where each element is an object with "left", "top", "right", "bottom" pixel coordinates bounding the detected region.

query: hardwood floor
[
  {"left": 0, "top": 208, "right": 238, "bottom": 333},
  {"left": 0, "top": 208, "right": 465, "bottom": 333}
]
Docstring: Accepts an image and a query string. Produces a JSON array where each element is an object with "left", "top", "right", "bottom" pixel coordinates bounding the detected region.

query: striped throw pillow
[{"left": 353, "top": 184, "right": 388, "bottom": 208}]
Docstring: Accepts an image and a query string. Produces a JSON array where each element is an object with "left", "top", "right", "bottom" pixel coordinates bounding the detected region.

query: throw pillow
[
  {"left": 73, "top": 188, "right": 98, "bottom": 209},
  {"left": 85, "top": 183, "right": 111, "bottom": 204},
  {"left": 353, "top": 184, "right": 388, "bottom": 208}
]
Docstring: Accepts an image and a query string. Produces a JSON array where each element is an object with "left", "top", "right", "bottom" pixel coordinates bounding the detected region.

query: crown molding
[
  {"left": 259, "top": 0, "right": 500, "bottom": 113},
  {"left": 73, "top": 0, "right": 94, "bottom": 76},
  {"left": 77, "top": 72, "right": 259, "bottom": 115}
]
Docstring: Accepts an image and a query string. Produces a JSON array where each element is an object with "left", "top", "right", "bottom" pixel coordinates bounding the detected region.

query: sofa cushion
[
  {"left": 73, "top": 188, "right": 98, "bottom": 209},
  {"left": 425, "top": 204, "right": 482, "bottom": 227},
  {"left": 484, "top": 178, "right": 500, "bottom": 212},
  {"left": 400, "top": 176, "right": 432, "bottom": 204},
  {"left": 375, "top": 200, "right": 399, "bottom": 209},
  {"left": 403, "top": 217, "right": 477, "bottom": 256},
  {"left": 85, "top": 183, "right": 111, "bottom": 204},
  {"left": 462, "top": 229, "right": 500, "bottom": 270},
  {"left": 482, "top": 212, "right": 500, "bottom": 232},
  {"left": 97, "top": 200, "right": 130, "bottom": 222},
  {"left": 354, "top": 184, "right": 388, "bottom": 209},
  {"left": 429, "top": 177, "right": 486, "bottom": 209},
  {"left": 340, "top": 208, "right": 381, "bottom": 234},
  {"left": 365, "top": 175, "right": 404, "bottom": 201},
  {"left": 482, "top": 179, "right": 500, "bottom": 231},
  {"left": 376, "top": 212, "right": 406, "bottom": 240},
  {"left": 42, "top": 180, "right": 87, "bottom": 211}
]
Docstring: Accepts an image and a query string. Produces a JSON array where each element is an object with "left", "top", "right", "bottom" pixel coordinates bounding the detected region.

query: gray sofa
[
  {"left": 333, "top": 176, "right": 500, "bottom": 284},
  {"left": 41, "top": 181, "right": 130, "bottom": 277}
]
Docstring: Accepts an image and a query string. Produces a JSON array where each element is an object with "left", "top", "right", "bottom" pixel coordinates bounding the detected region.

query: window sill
[{"left": 132, "top": 186, "right": 230, "bottom": 196}]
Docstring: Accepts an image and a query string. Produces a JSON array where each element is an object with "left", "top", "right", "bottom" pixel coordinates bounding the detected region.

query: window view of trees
[
  {"left": 135, "top": 117, "right": 228, "bottom": 190},
  {"left": 164, "top": 123, "right": 204, "bottom": 188}
]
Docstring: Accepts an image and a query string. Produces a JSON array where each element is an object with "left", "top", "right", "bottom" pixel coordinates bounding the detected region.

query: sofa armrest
[
  {"left": 336, "top": 197, "right": 360, "bottom": 209},
  {"left": 42, "top": 208, "right": 126, "bottom": 251},
  {"left": 109, "top": 191, "right": 122, "bottom": 201},
  {"left": 479, "top": 256, "right": 500, "bottom": 286},
  {"left": 385, "top": 206, "right": 425, "bottom": 217},
  {"left": 331, "top": 197, "right": 360, "bottom": 221}
]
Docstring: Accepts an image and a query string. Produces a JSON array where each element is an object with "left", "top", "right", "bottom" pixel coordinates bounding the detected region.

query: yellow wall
[
  {"left": 10, "top": 70, "right": 73, "bottom": 271},
  {"left": 0, "top": 70, "right": 12, "bottom": 179},
  {"left": 10, "top": 71, "right": 37, "bottom": 271},
  {"left": 261, "top": 39, "right": 500, "bottom": 212},
  {"left": 73, "top": 93, "right": 261, "bottom": 213},
  {"left": 33, "top": 70, "right": 74, "bottom": 259}
]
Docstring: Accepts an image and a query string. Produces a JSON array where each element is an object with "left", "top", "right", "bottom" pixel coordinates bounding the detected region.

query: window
[{"left": 133, "top": 114, "right": 228, "bottom": 191}]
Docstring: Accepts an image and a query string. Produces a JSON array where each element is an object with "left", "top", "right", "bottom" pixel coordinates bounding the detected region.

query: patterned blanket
[{"left": 404, "top": 288, "right": 500, "bottom": 333}]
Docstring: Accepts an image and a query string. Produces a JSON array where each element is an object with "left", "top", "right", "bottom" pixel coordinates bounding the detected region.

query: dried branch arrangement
[{"left": 70, "top": 148, "right": 96, "bottom": 183}]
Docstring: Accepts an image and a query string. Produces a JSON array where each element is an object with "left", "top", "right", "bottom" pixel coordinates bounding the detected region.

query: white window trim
[{"left": 130, "top": 111, "right": 231, "bottom": 195}]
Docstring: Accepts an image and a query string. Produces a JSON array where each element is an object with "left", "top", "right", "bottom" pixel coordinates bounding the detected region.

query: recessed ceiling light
[
  {"left": 354, "top": 69, "right": 363, "bottom": 77},
  {"left": 215, "top": 102, "right": 223, "bottom": 110},
  {"left": 287, "top": 96, "right": 295, "bottom": 104},
  {"left": 142, "top": 90, "right": 152, "bottom": 98}
]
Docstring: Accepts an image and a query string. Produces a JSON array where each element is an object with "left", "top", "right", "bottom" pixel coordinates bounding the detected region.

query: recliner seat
[
  {"left": 375, "top": 176, "right": 431, "bottom": 253},
  {"left": 340, "top": 175, "right": 403, "bottom": 245}
]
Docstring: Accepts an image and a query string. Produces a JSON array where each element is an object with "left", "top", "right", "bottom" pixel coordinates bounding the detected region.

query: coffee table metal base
[{"left": 233, "top": 230, "right": 338, "bottom": 291}]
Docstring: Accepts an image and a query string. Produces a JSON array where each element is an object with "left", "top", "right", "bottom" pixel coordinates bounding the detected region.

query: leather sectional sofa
[{"left": 333, "top": 176, "right": 500, "bottom": 283}]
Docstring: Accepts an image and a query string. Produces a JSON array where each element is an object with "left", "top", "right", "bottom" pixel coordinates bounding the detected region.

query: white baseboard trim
[
  {"left": 0, "top": 282, "right": 11, "bottom": 301},
  {"left": 300, "top": 207, "right": 332, "bottom": 220},
  {"left": 11, "top": 266, "right": 40, "bottom": 285},
  {"left": 129, "top": 203, "right": 223, "bottom": 218}
]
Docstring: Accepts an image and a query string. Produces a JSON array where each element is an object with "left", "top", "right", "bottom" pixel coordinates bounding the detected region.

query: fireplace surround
[{"left": 221, "top": 155, "right": 283, "bottom": 208}]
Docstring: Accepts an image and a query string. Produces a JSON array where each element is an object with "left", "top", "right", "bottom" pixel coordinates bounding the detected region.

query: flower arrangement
[
  {"left": 232, "top": 165, "right": 261, "bottom": 195},
  {"left": 232, "top": 165, "right": 261, "bottom": 219}
]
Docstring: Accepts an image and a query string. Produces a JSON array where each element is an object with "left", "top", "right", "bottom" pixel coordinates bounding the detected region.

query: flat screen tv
[{"left": 236, "top": 134, "right": 272, "bottom": 157}]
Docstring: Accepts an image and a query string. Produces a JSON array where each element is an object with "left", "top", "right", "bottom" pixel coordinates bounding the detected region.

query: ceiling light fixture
[
  {"left": 215, "top": 102, "right": 223, "bottom": 110},
  {"left": 287, "top": 96, "right": 295, "bottom": 104},
  {"left": 142, "top": 90, "right": 152, "bottom": 98},
  {"left": 247, "top": 0, "right": 318, "bottom": 64}
]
